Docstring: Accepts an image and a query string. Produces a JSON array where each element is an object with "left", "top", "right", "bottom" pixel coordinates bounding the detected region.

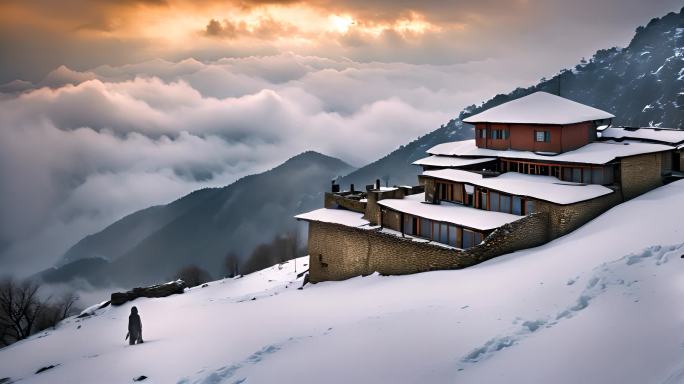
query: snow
[
  {"left": 422, "top": 169, "right": 614, "bottom": 204},
  {"left": 412, "top": 155, "right": 496, "bottom": 168},
  {"left": 462, "top": 92, "right": 615, "bottom": 125},
  {"left": 601, "top": 126, "right": 684, "bottom": 145},
  {"left": 2, "top": 181, "right": 684, "bottom": 384},
  {"left": 378, "top": 192, "right": 521, "bottom": 230},
  {"left": 294, "top": 208, "right": 369, "bottom": 227},
  {"left": 428, "top": 139, "right": 673, "bottom": 165}
]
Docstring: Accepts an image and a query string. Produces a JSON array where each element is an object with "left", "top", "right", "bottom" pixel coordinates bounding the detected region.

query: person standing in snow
[{"left": 127, "top": 306, "right": 143, "bottom": 345}]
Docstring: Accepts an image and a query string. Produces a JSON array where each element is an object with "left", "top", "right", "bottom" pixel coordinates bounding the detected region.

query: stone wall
[
  {"left": 459, "top": 212, "right": 550, "bottom": 263},
  {"left": 620, "top": 152, "right": 663, "bottom": 200},
  {"left": 306, "top": 211, "right": 552, "bottom": 282},
  {"left": 533, "top": 191, "right": 622, "bottom": 239},
  {"left": 324, "top": 192, "right": 367, "bottom": 213},
  {"left": 364, "top": 188, "right": 405, "bottom": 225}
]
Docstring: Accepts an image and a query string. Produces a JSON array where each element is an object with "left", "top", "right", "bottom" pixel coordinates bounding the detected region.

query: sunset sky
[{"left": 0, "top": 0, "right": 681, "bottom": 275}]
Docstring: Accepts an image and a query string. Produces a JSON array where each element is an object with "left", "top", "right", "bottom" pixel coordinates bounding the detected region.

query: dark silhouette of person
[{"left": 127, "top": 306, "right": 143, "bottom": 345}]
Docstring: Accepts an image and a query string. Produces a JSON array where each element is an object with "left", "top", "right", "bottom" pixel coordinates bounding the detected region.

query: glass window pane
[
  {"left": 592, "top": 168, "right": 603, "bottom": 184},
  {"left": 501, "top": 194, "right": 511, "bottom": 213},
  {"left": 490, "top": 192, "right": 500, "bottom": 212},
  {"left": 512, "top": 196, "right": 522, "bottom": 215},
  {"left": 420, "top": 218, "right": 431, "bottom": 238},
  {"left": 563, "top": 167, "right": 572, "bottom": 181},
  {"left": 462, "top": 230, "right": 474, "bottom": 249},
  {"left": 448, "top": 225, "right": 458, "bottom": 247},
  {"left": 536, "top": 131, "right": 545, "bottom": 142},
  {"left": 525, "top": 200, "right": 535, "bottom": 214},
  {"left": 572, "top": 168, "right": 582, "bottom": 183},
  {"left": 474, "top": 232, "right": 483, "bottom": 245},
  {"left": 404, "top": 214, "right": 413, "bottom": 235},
  {"left": 440, "top": 223, "right": 448, "bottom": 244},
  {"left": 432, "top": 222, "right": 440, "bottom": 241}
]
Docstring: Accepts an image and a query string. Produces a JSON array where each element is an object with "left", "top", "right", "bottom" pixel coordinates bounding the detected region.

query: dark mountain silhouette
[
  {"left": 39, "top": 151, "right": 353, "bottom": 287},
  {"left": 340, "top": 8, "right": 684, "bottom": 188}
]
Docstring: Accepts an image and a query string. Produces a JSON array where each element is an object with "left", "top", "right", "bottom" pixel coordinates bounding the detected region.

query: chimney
[
  {"left": 331, "top": 180, "right": 340, "bottom": 193},
  {"left": 375, "top": 179, "right": 381, "bottom": 190},
  {"left": 350, "top": 184, "right": 355, "bottom": 193}
]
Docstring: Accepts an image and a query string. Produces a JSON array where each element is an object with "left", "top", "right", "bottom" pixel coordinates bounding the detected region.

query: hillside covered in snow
[{"left": 1, "top": 179, "right": 683, "bottom": 383}]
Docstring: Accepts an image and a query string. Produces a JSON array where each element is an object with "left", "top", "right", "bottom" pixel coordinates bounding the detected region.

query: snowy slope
[{"left": 2, "top": 181, "right": 684, "bottom": 384}]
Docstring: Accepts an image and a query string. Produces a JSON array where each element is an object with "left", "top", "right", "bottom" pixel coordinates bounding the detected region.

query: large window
[
  {"left": 448, "top": 225, "right": 459, "bottom": 248},
  {"left": 535, "top": 131, "right": 551, "bottom": 143},
  {"left": 478, "top": 129, "right": 487, "bottom": 139},
  {"left": 462, "top": 229, "right": 474, "bottom": 249},
  {"left": 490, "top": 191, "right": 500, "bottom": 212},
  {"left": 404, "top": 214, "right": 414, "bottom": 235},
  {"left": 512, "top": 196, "right": 522, "bottom": 215},
  {"left": 420, "top": 218, "right": 431, "bottom": 238},
  {"left": 439, "top": 223, "right": 449, "bottom": 244}
]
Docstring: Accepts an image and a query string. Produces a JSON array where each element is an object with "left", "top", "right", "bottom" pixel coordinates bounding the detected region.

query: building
[{"left": 295, "top": 92, "right": 684, "bottom": 282}]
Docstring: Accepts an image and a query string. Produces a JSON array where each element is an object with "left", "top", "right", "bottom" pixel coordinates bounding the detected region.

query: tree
[
  {"left": 224, "top": 252, "right": 240, "bottom": 277},
  {"left": 0, "top": 278, "right": 78, "bottom": 346},
  {"left": 175, "top": 265, "right": 212, "bottom": 287},
  {"left": 241, "top": 231, "right": 305, "bottom": 275},
  {"left": 34, "top": 292, "right": 79, "bottom": 332},
  {"left": 0, "top": 278, "right": 44, "bottom": 346}
]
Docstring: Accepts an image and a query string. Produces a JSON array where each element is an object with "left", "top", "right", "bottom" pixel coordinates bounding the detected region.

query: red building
[{"left": 464, "top": 92, "right": 614, "bottom": 154}]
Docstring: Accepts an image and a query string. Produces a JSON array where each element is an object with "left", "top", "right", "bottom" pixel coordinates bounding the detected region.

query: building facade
[{"left": 296, "top": 92, "right": 684, "bottom": 282}]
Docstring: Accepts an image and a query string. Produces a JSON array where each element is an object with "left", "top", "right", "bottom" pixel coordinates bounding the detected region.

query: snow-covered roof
[
  {"left": 412, "top": 155, "right": 496, "bottom": 168},
  {"left": 295, "top": 208, "right": 369, "bottom": 227},
  {"left": 462, "top": 92, "right": 614, "bottom": 125},
  {"left": 427, "top": 139, "right": 672, "bottom": 165},
  {"left": 378, "top": 193, "right": 521, "bottom": 231},
  {"left": 423, "top": 169, "right": 614, "bottom": 205},
  {"left": 600, "top": 127, "right": 684, "bottom": 145}
]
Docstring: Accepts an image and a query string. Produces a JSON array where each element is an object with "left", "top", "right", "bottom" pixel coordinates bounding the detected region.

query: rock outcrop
[{"left": 110, "top": 280, "right": 187, "bottom": 306}]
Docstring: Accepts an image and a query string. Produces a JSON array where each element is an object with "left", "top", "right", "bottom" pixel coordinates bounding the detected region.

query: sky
[{"left": 0, "top": 0, "right": 682, "bottom": 276}]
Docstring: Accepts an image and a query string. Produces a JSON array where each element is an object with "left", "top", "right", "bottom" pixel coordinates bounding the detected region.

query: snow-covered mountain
[{"left": 2, "top": 180, "right": 683, "bottom": 384}]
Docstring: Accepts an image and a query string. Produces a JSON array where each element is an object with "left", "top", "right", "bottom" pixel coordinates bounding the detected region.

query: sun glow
[{"left": 328, "top": 14, "right": 354, "bottom": 33}]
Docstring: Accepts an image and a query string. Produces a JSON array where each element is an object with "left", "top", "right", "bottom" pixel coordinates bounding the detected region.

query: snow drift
[{"left": 1, "top": 180, "right": 684, "bottom": 383}]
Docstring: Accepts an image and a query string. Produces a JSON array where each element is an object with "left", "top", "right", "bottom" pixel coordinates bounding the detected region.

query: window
[
  {"left": 535, "top": 130, "right": 551, "bottom": 142},
  {"left": 448, "top": 225, "right": 459, "bottom": 248},
  {"left": 525, "top": 200, "right": 535, "bottom": 214},
  {"left": 512, "top": 196, "right": 522, "bottom": 215},
  {"left": 491, "top": 129, "right": 507, "bottom": 140},
  {"left": 462, "top": 229, "right": 474, "bottom": 249},
  {"left": 572, "top": 168, "right": 582, "bottom": 183},
  {"left": 592, "top": 168, "right": 603, "bottom": 185},
  {"left": 420, "top": 218, "right": 431, "bottom": 238},
  {"left": 478, "top": 129, "right": 487, "bottom": 139},
  {"left": 404, "top": 214, "right": 414, "bottom": 235},
  {"left": 490, "top": 191, "right": 500, "bottom": 212},
  {"left": 500, "top": 194, "right": 511, "bottom": 213},
  {"left": 473, "top": 232, "right": 483, "bottom": 246},
  {"left": 433, "top": 221, "right": 440, "bottom": 242},
  {"left": 439, "top": 223, "right": 449, "bottom": 244},
  {"left": 479, "top": 191, "right": 488, "bottom": 210}
]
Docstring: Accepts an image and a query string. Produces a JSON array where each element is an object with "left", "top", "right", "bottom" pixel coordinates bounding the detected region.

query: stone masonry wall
[
  {"left": 533, "top": 191, "right": 622, "bottom": 239},
  {"left": 307, "top": 211, "right": 551, "bottom": 282},
  {"left": 459, "top": 212, "right": 550, "bottom": 263},
  {"left": 620, "top": 152, "right": 663, "bottom": 200},
  {"left": 324, "top": 192, "right": 366, "bottom": 213}
]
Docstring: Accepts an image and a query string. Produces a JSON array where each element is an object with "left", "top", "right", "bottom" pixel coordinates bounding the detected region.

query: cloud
[{"left": 2, "top": 53, "right": 535, "bottom": 277}]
